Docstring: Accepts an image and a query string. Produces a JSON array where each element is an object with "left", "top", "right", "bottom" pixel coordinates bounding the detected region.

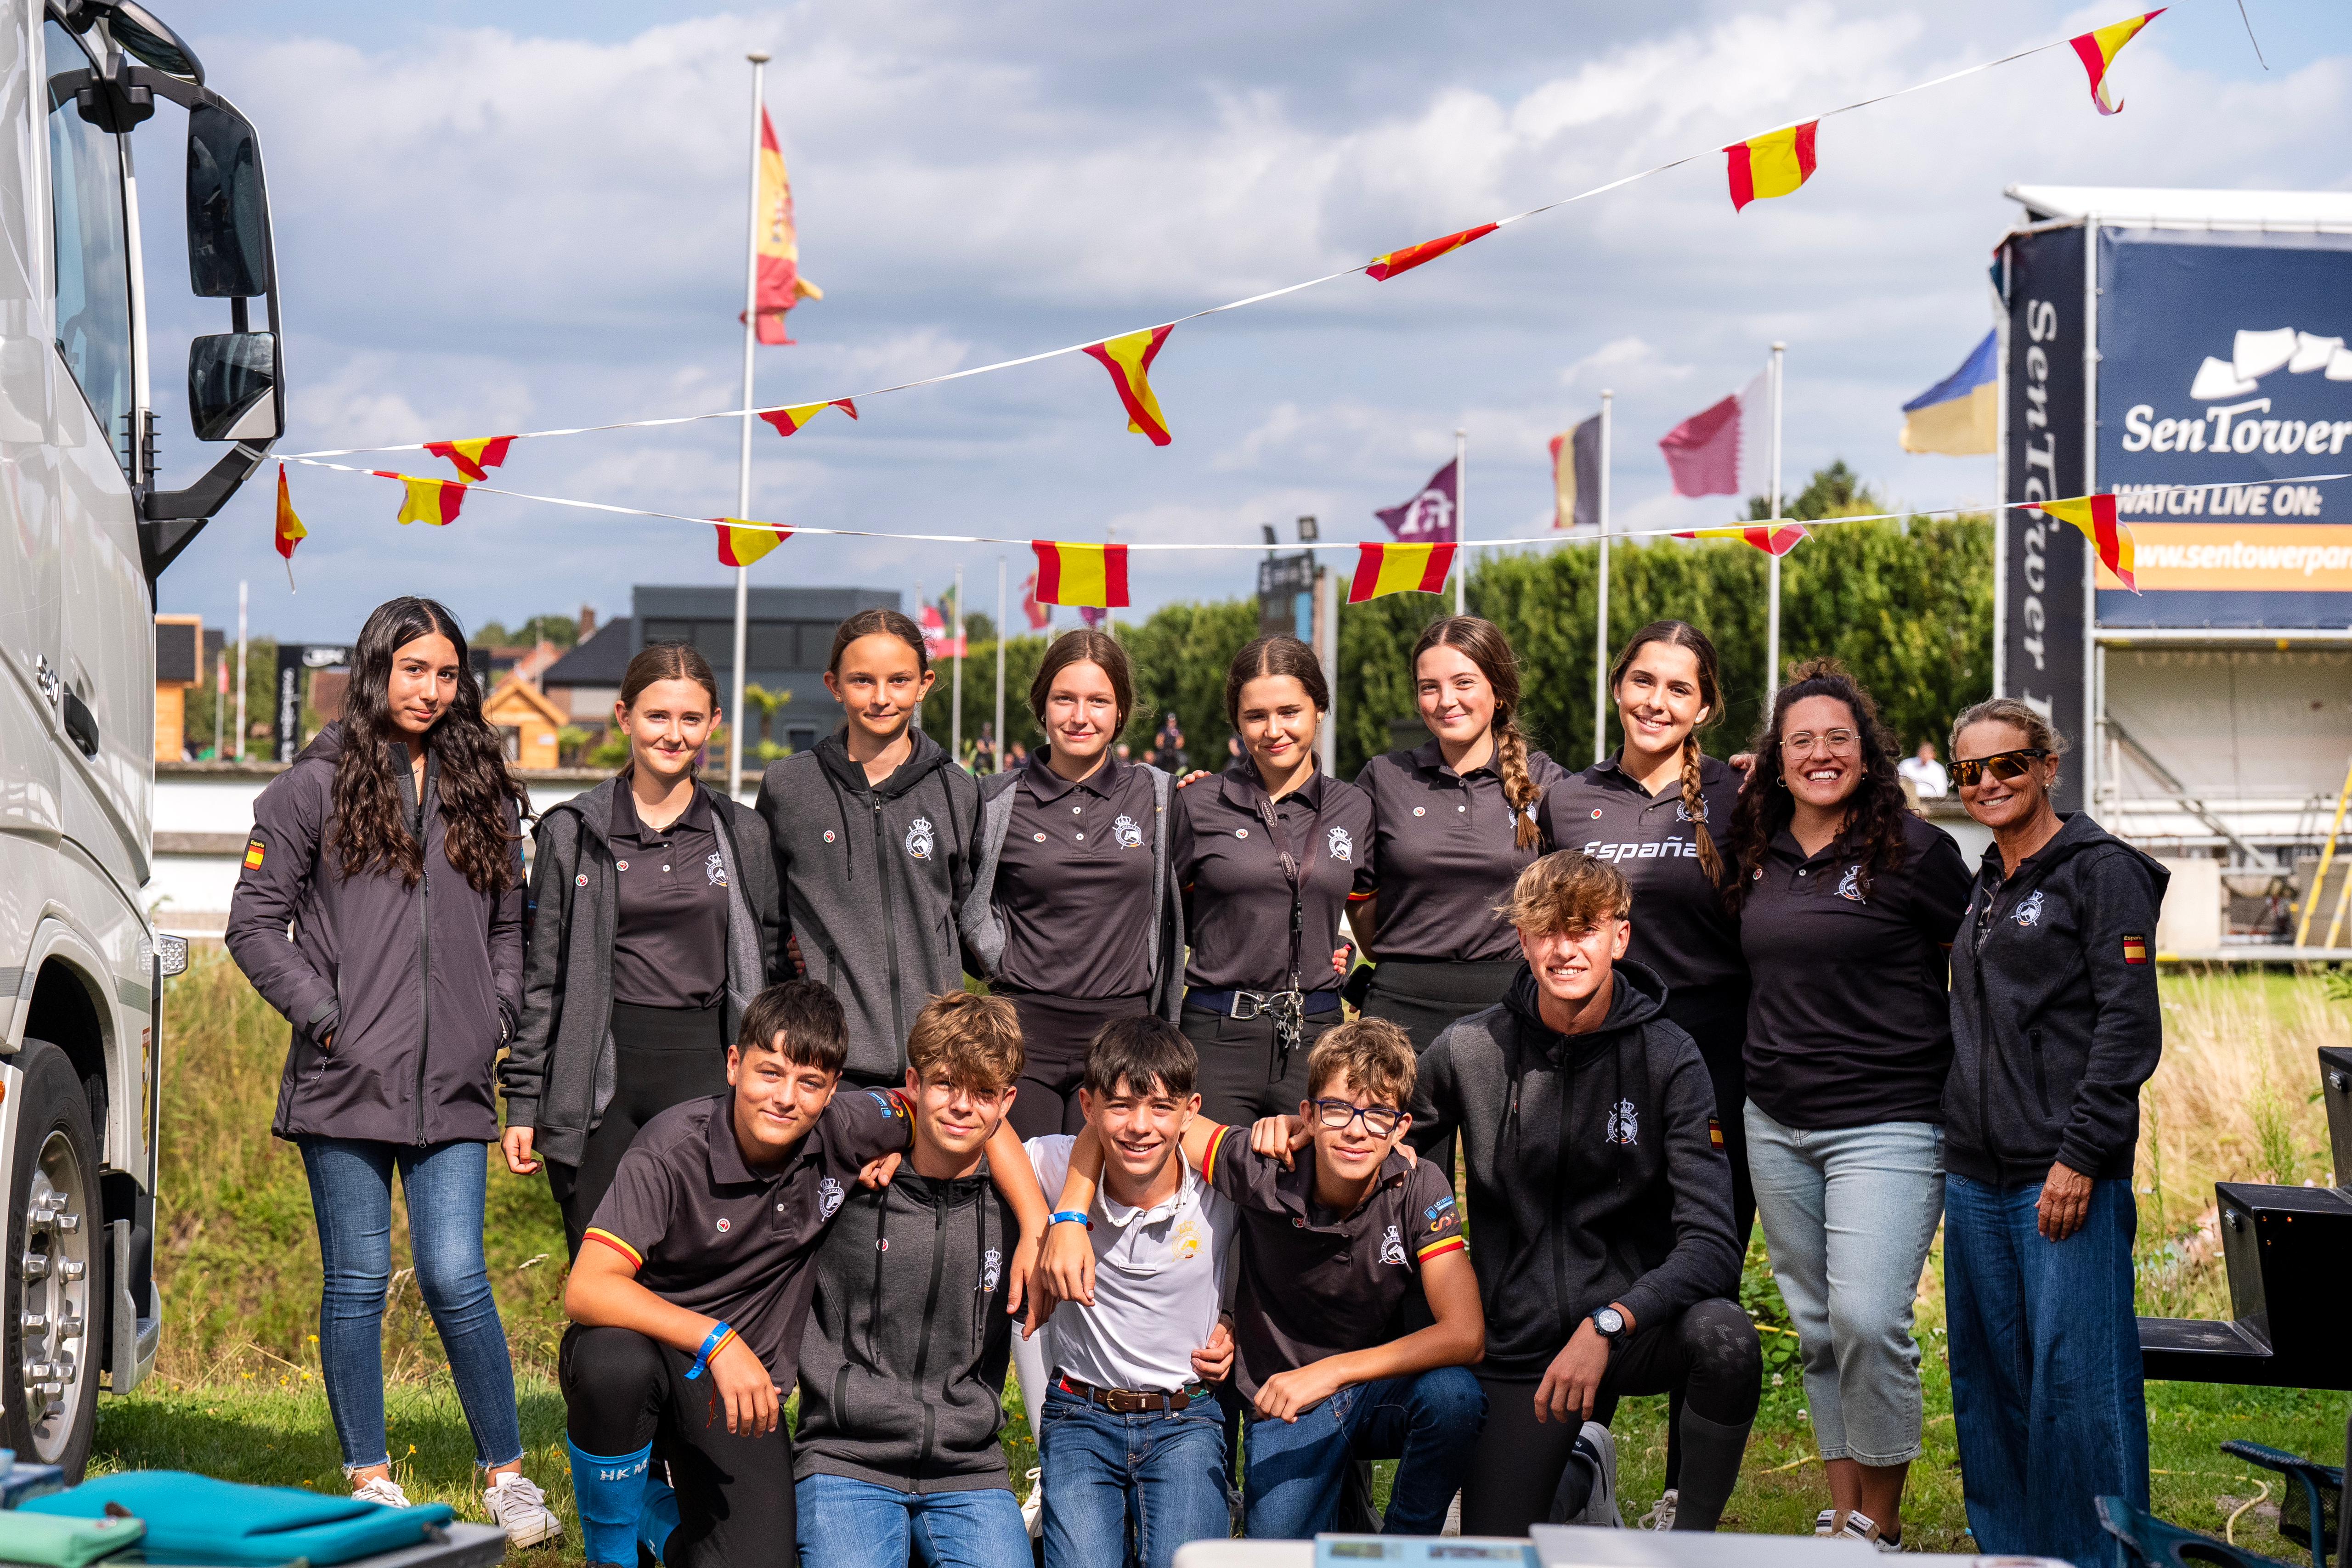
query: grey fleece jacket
[
  {"left": 1945, "top": 812, "right": 2169, "bottom": 1187},
  {"left": 959, "top": 761, "right": 1185, "bottom": 1023},
  {"left": 793, "top": 1162, "right": 1017, "bottom": 1494},
  {"left": 1410, "top": 960, "right": 1741, "bottom": 1378},
  {"left": 755, "top": 730, "right": 979, "bottom": 1083},
  {"left": 498, "top": 775, "right": 777, "bottom": 1168}
]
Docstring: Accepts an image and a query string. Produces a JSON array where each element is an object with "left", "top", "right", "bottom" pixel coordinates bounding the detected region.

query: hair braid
[
  {"left": 1495, "top": 711, "right": 1540, "bottom": 851},
  {"left": 1678, "top": 733, "right": 1724, "bottom": 886}
]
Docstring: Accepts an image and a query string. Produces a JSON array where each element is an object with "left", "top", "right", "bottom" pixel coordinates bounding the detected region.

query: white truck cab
[{"left": 0, "top": 0, "right": 281, "bottom": 1475}]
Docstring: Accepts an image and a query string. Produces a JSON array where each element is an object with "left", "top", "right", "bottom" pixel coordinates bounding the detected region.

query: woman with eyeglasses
[
  {"left": 1939, "top": 699, "right": 2165, "bottom": 1568},
  {"left": 1724, "top": 660, "right": 1972, "bottom": 1551}
]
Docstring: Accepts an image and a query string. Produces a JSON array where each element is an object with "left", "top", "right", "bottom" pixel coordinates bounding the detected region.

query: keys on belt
[
  {"left": 1056, "top": 1375, "right": 1207, "bottom": 1415},
  {"left": 1191, "top": 988, "right": 1341, "bottom": 1022}
]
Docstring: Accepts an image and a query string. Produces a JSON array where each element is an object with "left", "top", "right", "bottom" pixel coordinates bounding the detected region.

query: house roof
[
  {"left": 540, "top": 618, "right": 634, "bottom": 687},
  {"left": 483, "top": 673, "right": 567, "bottom": 728},
  {"left": 2007, "top": 186, "right": 2352, "bottom": 229}
]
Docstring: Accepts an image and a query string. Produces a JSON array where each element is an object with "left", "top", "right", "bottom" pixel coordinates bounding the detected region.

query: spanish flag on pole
[
  {"left": 748, "top": 107, "right": 822, "bottom": 345},
  {"left": 273, "top": 464, "right": 306, "bottom": 560},
  {"left": 377, "top": 473, "right": 467, "bottom": 526},
  {"left": 2071, "top": 10, "right": 2163, "bottom": 115},
  {"left": 1030, "top": 541, "right": 1130, "bottom": 608},
  {"left": 714, "top": 518, "right": 790, "bottom": 568},
  {"left": 1082, "top": 326, "right": 1174, "bottom": 446},
  {"left": 1674, "top": 523, "right": 1807, "bottom": 557},
  {"left": 1348, "top": 541, "right": 1456, "bottom": 604},
  {"left": 2030, "top": 495, "right": 2137, "bottom": 592},
  {"left": 758, "top": 399, "right": 858, "bottom": 439},
  {"left": 424, "top": 436, "right": 514, "bottom": 483},
  {"left": 1366, "top": 223, "right": 1499, "bottom": 282},
  {"left": 1724, "top": 122, "right": 1818, "bottom": 212}
]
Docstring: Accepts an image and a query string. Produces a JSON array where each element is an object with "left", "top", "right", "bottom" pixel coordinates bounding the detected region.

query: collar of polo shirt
[
  {"left": 1271, "top": 1140, "right": 1410, "bottom": 1225},
  {"left": 1409, "top": 736, "right": 1492, "bottom": 783},
  {"left": 1098, "top": 1150, "right": 1202, "bottom": 1230},
  {"left": 613, "top": 770, "right": 714, "bottom": 840},
  {"left": 1219, "top": 761, "right": 1324, "bottom": 813},
  {"left": 705, "top": 1094, "right": 800, "bottom": 1186},
  {"left": 1024, "top": 747, "right": 1126, "bottom": 802}
]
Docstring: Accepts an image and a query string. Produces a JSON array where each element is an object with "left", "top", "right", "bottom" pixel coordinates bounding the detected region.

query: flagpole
[
  {"left": 729, "top": 50, "right": 769, "bottom": 799},
  {"left": 951, "top": 564, "right": 964, "bottom": 764},
  {"left": 994, "top": 554, "right": 1007, "bottom": 773},
  {"left": 234, "top": 578, "right": 248, "bottom": 761},
  {"left": 1593, "top": 389, "right": 1613, "bottom": 764},
  {"left": 1453, "top": 427, "right": 1468, "bottom": 615},
  {"left": 1765, "top": 341, "right": 1785, "bottom": 704}
]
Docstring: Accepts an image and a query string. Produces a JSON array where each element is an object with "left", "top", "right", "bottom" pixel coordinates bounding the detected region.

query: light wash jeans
[
  {"left": 795, "top": 1473, "right": 1029, "bottom": 1568},
  {"left": 1743, "top": 1103, "right": 1943, "bottom": 1468},
  {"left": 1037, "top": 1384, "right": 1229, "bottom": 1568}
]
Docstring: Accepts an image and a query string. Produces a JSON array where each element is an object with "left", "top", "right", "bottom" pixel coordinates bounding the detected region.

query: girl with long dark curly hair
[
  {"left": 226, "top": 597, "right": 560, "bottom": 1545},
  {"left": 1726, "top": 659, "right": 1972, "bottom": 1551}
]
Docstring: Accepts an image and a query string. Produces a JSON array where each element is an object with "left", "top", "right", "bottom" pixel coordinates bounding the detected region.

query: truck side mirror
[
  {"left": 186, "top": 102, "right": 267, "bottom": 298},
  {"left": 187, "top": 332, "right": 277, "bottom": 441}
]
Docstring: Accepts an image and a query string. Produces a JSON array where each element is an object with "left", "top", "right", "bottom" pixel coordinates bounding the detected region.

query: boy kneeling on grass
[
  {"left": 560, "top": 981, "right": 1046, "bottom": 1568},
  {"left": 1046, "top": 1016, "right": 1487, "bottom": 1540}
]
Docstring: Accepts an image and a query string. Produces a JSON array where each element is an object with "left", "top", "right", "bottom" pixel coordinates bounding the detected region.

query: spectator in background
[
  {"left": 1897, "top": 740, "right": 1948, "bottom": 800},
  {"left": 1152, "top": 710, "right": 1188, "bottom": 772},
  {"left": 971, "top": 721, "right": 998, "bottom": 775},
  {"left": 1006, "top": 740, "right": 1029, "bottom": 767}
]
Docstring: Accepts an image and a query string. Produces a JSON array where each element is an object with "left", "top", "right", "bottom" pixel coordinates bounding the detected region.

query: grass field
[{"left": 102, "top": 952, "right": 2352, "bottom": 1562}]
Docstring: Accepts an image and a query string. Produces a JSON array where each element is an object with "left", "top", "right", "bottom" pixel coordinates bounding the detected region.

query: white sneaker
[
  {"left": 352, "top": 1476, "right": 412, "bottom": 1509},
  {"left": 1640, "top": 1488, "right": 1678, "bottom": 1530},
  {"left": 1815, "top": 1508, "right": 1900, "bottom": 1552},
  {"left": 1020, "top": 1467, "right": 1044, "bottom": 1541},
  {"left": 1559, "top": 1421, "right": 1624, "bottom": 1529},
  {"left": 483, "top": 1472, "right": 564, "bottom": 1549}
]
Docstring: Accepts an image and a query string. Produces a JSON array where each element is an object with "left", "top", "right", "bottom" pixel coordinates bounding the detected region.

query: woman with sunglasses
[
  {"left": 1724, "top": 661, "right": 1972, "bottom": 1551},
  {"left": 1940, "top": 700, "right": 2165, "bottom": 1568}
]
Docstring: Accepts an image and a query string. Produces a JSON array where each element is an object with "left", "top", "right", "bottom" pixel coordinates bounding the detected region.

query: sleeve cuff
[
  {"left": 304, "top": 997, "right": 340, "bottom": 1042},
  {"left": 2054, "top": 1135, "right": 2110, "bottom": 1179},
  {"left": 1617, "top": 1283, "right": 1664, "bottom": 1333}
]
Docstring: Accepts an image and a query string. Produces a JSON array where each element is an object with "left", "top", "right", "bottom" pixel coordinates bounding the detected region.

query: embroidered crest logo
[
  {"left": 1605, "top": 1098, "right": 1640, "bottom": 1146},
  {"left": 1173, "top": 1219, "right": 1203, "bottom": 1260},
  {"left": 1379, "top": 1224, "right": 1408, "bottom": 1266},
  {"left": 818, "top": 1176, "right": 846, "bottom": 1221},
  {"left": 905, "top": 817, "right": 935, "bottom": 861},
  {"left": 1114, "top": 813, "right": 1145, "bottom": 849},
  {"left": 2015, "top": 890, "right": 2046, "bottom": 928},
  {"left": 705, "top": 851, "right": 727, "bottom": 887},
  {"left": 1834, "top": 864, "right": 1865, "bottom": 902},
  {"left": 981, "top": 1247, "right": 1003, "bottom": 1292},
  {"left": 1327, "top": 826, "right": 1354, "bottom": 863},
  {"left": 1675, "top": 800, "right": 1698, "bottom": 823}
]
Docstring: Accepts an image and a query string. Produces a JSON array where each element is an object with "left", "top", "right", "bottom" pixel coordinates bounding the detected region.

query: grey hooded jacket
[
  {"left": 755, "top": 730, "right": 978, "bottom": 1083},
  {"left": 226, "top": 723, "right": 524, "bottom": 1146},
  {"left": 498, "top": 775, "right": 777, "bottom": 1168},
  {"left": 960, "top": 761, "right": 1184, "bottom": 1022}
]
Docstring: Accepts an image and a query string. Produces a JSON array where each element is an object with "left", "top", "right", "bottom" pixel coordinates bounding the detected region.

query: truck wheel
[{"left": 3, "top": 1041, "right": 102, "bottom": 1478}]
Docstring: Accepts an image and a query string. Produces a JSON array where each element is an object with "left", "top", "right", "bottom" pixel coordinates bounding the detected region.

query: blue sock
[
  {"left": 565, "top": 1437, "right": 652, "bottom": 1568},
  {"left": 638, "top": 1469, "right": 679, "bottom": 1565}
]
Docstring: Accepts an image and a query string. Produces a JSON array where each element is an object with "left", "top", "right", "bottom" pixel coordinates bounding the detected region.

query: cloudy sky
[{"left": 143, "top": 0, "right": 2349, "bottom": 643}]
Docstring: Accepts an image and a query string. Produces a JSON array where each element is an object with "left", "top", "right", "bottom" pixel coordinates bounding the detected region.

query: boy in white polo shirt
[{"left": 1025, "top": 1017, "right": 1238, "bottom": 1568}]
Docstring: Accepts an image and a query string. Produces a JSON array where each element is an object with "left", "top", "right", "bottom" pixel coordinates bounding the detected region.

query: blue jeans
[
  {"left": 795, "top": 1472, "right": 1030, "bottom": 1568},
  {"left": 1243, "top": 1369, "right": 1486, "bottom": 1539},
  {"left": 1944, "top": 1172, "right": 2148, "bottom": 1568},
  {"left": 1037, "top": 1385, "right": 1229, "bottom": 1568},
  {"left": 1745, "top": 1105, "right": 1945, "bottom": 1467},
  {"left": 298, "top": 1138, "right": 522, "bottom": 1472}
]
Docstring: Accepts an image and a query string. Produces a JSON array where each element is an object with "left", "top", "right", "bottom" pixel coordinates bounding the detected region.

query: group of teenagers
[{"left": 225, "top": 590, "right": 2168, "bottom": 1568}]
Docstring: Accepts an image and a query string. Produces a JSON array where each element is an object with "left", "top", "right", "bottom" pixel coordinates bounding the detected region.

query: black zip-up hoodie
[
  {"left": 793, "top": 1162, "right": 1016, "bottom": 1494},
  {"left": 754, "top": 730, "right": 977, "bottom": 1082},
  {"left": 1945, "top": 812, "right": 2167, "bottom": 1187},
  {"left": 1410, "top": 960, "right": 1739, "bottom": 1378}
]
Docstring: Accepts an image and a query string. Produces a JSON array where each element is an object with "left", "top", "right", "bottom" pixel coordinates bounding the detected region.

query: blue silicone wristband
[
  {"left": 684, "top": 1321, "right": 735, "bottom": 1381},
  {"left": 1048, "top": 1210, "right": 1093, "bottom": 1230}
]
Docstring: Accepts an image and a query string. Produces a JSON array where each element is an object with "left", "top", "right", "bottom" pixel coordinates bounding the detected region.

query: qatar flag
[
  {"left": 1658, "top": 370, "right": 1770, "bottom": 498},
  {"left": 1375, "top": 458, "right": 1458, "bottom": 542}
]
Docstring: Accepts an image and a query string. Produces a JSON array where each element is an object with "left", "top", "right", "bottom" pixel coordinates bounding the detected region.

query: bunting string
[{"left": 278, "top": 14, "right": 2155, "bottom": 467}]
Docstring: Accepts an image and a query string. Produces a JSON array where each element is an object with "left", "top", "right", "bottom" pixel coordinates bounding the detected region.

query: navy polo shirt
[
  {"left": 1353, "top": 739, "right": 1565, "bottom": 963},
  {"left": 1172, "top": 765, "right": 1374, "bottom": 993},
  {"left": 609, "top": 780, "right": 730, "bottom": 1010},
  {"left": 994, "top": 750, "right": 1159, "bottom": 998},
  {"left": 1538, "top": 753, "right": 1746, "bottom": 993}
]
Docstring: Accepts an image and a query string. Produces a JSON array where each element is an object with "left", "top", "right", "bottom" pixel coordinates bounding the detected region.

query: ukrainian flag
[{"left": 1900, "top": 331, "right": 1996, "bottom": 456}]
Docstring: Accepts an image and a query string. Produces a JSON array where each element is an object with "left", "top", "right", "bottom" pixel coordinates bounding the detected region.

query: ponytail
[
  {"left": 1496, "top": 711, "right": 1541, "bottom": 852},
  {"left": 1678, "top": 733, "right": 1724, "bottom": 886}
]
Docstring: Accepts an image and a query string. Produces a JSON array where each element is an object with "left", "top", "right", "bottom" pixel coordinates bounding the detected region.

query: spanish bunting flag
[
  {"left": 714, "top": 518, "right": 789, "bottom": 568},
  {"left": 272, "top": 463, "right": 306, "bottom": 559},
  {"left": 1724, "top": 121, "right": 1818, "bottom": 212},
  {"left": 1030, "top": 541, "right": 1130, "bottom": 608},
  {"left": 377, "top": 472, "right": 466, "bottom": 526},
  {"left": 1674, "top": 523, "right": 1807, "bottom": 557},
  {"left": 1020, "top": 572, "right": 1051, "bottom": 631},
  {"left": 1082, "top": 326, "right": 1174, "bottom": 446},
  {"left": 758, "top": 399, "right": 858, "bottom": 439},
  {"left": 2071, "top": 10, "right": 2163, "bottom": 115},
  {"left": 424, "top": 436, "right": 514, "bottom": 482},
  {"left": 2030, "top": 494, "right": 2137, "bottom": 592},
  {"left": 1349, "top": 541, "right": 1456, "bottom": 603},
  {"left": 747, "top": 107, "right": 823, "bottom": 345},
  {"left": 1366, "top": 223, "right": 1499, "bottom": 282}
]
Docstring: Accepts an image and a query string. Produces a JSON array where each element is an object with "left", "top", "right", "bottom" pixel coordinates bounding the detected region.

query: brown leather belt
[{"left": 1056, "top": 1375, "right": 1205, "bottom": 1415}]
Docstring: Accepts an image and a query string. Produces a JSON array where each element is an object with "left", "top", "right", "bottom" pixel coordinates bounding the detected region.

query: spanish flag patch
[
  {"left": 2121, "top": 934, "right": 2149, "bottom": 966},
  {"left": 243, "top": 838, "right": 266, "bottom": 871},
  {"left": 1708, "top": 1118, "right": 1725, "bottom": 1151}
]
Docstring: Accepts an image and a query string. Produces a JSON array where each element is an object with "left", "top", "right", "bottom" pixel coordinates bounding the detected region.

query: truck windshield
[{"left": 45, "top": 19, "right": 134, "bottom": 476}]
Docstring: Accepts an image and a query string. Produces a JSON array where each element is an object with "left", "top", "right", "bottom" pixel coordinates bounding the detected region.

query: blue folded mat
[{"left": 23, "top": 1472, "right": 457, "bottom": 1566}]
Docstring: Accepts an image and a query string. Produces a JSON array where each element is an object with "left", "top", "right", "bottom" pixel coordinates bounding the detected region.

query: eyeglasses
[
  {"left": 1951, "top": 747, "right": 2048, "bottom": 788},
  {"left": 1309, "top": 1099, "right": 1404, "bottom": 1139},
  {"left": 1783, "top": 728, "right": 1859, "bottom": 753}
]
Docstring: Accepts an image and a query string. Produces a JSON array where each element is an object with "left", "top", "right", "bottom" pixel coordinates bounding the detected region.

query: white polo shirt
[{"left": 1026, "top": 1134, "right": 1235, "bottom": 1394}]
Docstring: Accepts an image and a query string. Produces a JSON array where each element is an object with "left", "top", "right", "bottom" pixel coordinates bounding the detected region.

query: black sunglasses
[{"left": 1951, "top": 747, "right": 2048, "bottom": 788}]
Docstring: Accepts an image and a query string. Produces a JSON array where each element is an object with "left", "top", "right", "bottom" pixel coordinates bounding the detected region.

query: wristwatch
[{"left": 1589, "top": 1306, "right": 1627, "bottom": 1341}]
